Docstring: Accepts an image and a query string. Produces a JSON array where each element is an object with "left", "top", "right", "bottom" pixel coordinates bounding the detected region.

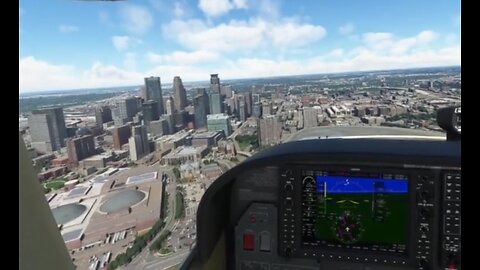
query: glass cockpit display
[{"left": 301, "top": 170, "right": 408, "bottom": 254}]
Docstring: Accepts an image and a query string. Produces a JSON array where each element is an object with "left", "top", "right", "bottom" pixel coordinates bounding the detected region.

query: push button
[
  {"left": 243, "top": 234, "right": 255, "bottom": 251},
  {"left": 260, "top": 232, "right": 271, "bottom": 252}
]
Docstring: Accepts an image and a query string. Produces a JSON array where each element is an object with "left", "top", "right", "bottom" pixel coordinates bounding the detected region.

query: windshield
[{"left": 19, "top": 0, "right": 460, "bottom": 269}]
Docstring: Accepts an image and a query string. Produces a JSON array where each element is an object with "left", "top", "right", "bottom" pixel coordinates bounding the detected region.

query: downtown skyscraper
[
  {"left": 208, "top": 74, "right": 223, "bottom": 114},
  {"left": 194, "top": 92, "right": 208, "bottom": 130},
  {"left": 210, "top": 74, "right": 221, "bottom": 93},
  {"left": 28, "top": 107, "right": 67, "bottom": 153},
  {"left": 144, "top": 76, "right": 164, "bottom": 115},
  {"left": 173, "top": 76, "right": 187, "bottom": 112}
]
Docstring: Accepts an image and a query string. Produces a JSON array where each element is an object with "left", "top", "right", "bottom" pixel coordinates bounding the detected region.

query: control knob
[{"left": 284, "top": 183, "right": 293, "bottom": 191}]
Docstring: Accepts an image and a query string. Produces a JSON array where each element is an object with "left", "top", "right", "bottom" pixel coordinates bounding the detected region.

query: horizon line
[{"left": 19, "top": 65, "right": 461, "bottom": 95}]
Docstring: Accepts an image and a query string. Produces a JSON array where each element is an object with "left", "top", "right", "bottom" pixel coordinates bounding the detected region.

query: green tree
[{"left": 172, "top": 167, "right": 180, "bottom": 179}]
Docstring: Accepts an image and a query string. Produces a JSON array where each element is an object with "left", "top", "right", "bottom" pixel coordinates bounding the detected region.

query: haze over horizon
[
  {"left": 20, "top": 0, "right": 460, "bottom": 93},
  {"left": 19, "top": 65, "right": 460, "bottom": 96}
]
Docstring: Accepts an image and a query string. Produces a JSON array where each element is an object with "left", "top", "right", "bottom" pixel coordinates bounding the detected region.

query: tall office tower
[
  {"left": 118, "top": 97, "right": 138, "bottom": 119},
  {"left": 142, "top": 100, "right": 159, "bottom": 126},
  {"left": 253, "top": 94, "right": 260, "bottom": 103},
  {"left": 144, "top": 76, "right": 164, "bottom": 114},
  {"left": 210, "top": 74, "right": 221, "bottom": 93},
  {"left": 112, "top": 124, "right": 132, "bottom": 150},
  {"left": 197, "top": 88, "right": 210, "bottom": 114},
  {"left": 95, "top": 106, "right": 112, "bottom": 126},
  {"left": 135, "top": 96, "right": 143, "bottom": 112},
  {"left": 227, "top": 96, "right": 236, "bottom": 116},
  {"left": 197, "top": 88, "right": 207, "bottom": 96},
  {"left": 253, "top": 102, "right": 262, "bottom": 118},
  {"left": 149, "top": 119, "right": 170, "bottom": 137},
  {"left": 112, "top": 108, "right": 124, "bottom": 126},
  {"left": 174, "top": 111, "right": 187, "bottom": 131},
  {"left": 244, "top": 92, "right": 253, "bottom": 117},
  {"left": 173, "top": 76, "right": 188, "bottom": 112},
  {"left": 160, "top": 114, "right": 174, "bottom": 135},
  {"left": 166, "top": 96, "right": 175, "bottom": 115},
  {"left": 209, "top": 92, "right": 223, "bottom": 114},
  {"left": 236, "top": 95, "right": 246, "bottom": 122},
  {"left": 67, "top": 135, "right": 95, "bottom": 165},
  {"left": 28, "top": 107, "right": 67, "bottom": 153},
  {"left": 303, "top": 106, "right": 322, "bottom": 128},
  {"left": 220, "top": 85, "right": 233, "bottom": 98},
  {"left": 239, "top": 102, "right": 246, "bottom": 122},
  {"left": 194, "top": 95, "right": 208, "bottom": 130},
  {"left": 257, "top": 115, "right": 282, "bottom": 146},
  {"left": 129, "top": 125, "right": 150, "bottom": 161},
  {"left": 140, "top": 86, "right": 147, "bottom": 101},
  {"left": 207, "top": 114, "right": 232, "bottom": 136},
  {"left": 262, "top": 102, "right": 273, "bottom": 116}
]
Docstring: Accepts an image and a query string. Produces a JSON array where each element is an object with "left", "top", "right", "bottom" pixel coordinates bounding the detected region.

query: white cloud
[
  {"left": 339, "top": 23, "right": 354, "bottom": 35},
  {"left": 119, "top": 5, "right": 153, "bottom": 35},
  {"left": 416, "top": 30, "right": 437, "bottom": 43},
  {"left": 112, "top": 36, "right": 142, "bottom": 51},
  {"left": 268, "top": 21, "right": 326, "bottom": 47},
  {"left": 445, "top": 33, "right": 458, "bottom": 45},
  {"left": 20, "top": 57, "right": 143, "bottom": 92},
  {"left": 326, "top": 49, "right": 344, "bottom": 58},
  {"left": 20, "top": 26, "right": 460, "bottom": 93},
  {"left": 99, "top": 11, "right": 114, "bottom": 27},
  {"left": 257, "top": 0, "right": 280, "bottom": 19},
  {"left": 112, "top": 36, "right": 130, "bottom": 51},
  {"left": 124, "top": 53, "right": 137, "bottom": 70},
  {"left": 163, "top": 18, "right": 326, "bottom": 52},
  {"left": 363, "top": 30, "right": 438, "bottom": 54},
  {"left": 362, "top": 32, "right": 395, "bottom": 50},
  {"left": 20, "top": 38, "right": 460, "bottom": 93},
  {"left": 59, "top": 25, "right": 79, "bottom": 33},
  {"left": 198, "top": 0, "right": 247, "bottom": 17},
  {"left": 233, "top": 0, "right": 248, "bottom": 9},
  {"left": 219, "top": 45, "right": 461, "bottom": 79},
  {"left": 146, "top": 50, "right": 219, "bottom": 64},
  {"left": 174, "top": 2, "right": 185, "bottom": 17},
  {"left": 149, "top": 0, "right": 167, "bottom": 11}
]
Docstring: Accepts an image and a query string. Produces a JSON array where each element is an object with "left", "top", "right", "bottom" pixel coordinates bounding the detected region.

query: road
[
  {"left": 143, "top": 250, "right": 190, "bottom": 270},
  {"left": 228, "top": 122, "right": 244, "bottom": 153},
  {"left": 217, "top": 159, "right": 236, "bottom": 173},
  {"left": 229, "top": 119, "right": 255, "bottom": 157},
  {"left": 237, "top": 151, "right": 252, "bottom": 157},
  {"left": 124, "top": 167, "right": 178, "bottom": 270}
]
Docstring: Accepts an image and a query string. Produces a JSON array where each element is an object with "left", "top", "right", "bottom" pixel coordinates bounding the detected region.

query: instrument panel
[
  {"left": 191, "top": 138, "right": 461, "bottom": 270},
  {"left": 232, "top": 164, "right": 460, "bottom": 270}
]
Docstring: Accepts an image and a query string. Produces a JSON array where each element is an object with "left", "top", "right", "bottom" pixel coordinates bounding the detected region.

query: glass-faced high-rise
[
  {"left": 28, "top": 107, "right": 67, "bottom": 152},
  {"left": 173, "top": 76, "right": 187, "bottom": 112},
  {"left": 194, "top": 94, "right": 208, "bottom": 130},
  {"left": 144, "top": 76, "right": 164, "bottom": 115}
]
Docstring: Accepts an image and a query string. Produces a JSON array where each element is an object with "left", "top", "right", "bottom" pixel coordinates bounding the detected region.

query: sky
[{"left": 19, "top": 0, "right": 461, "bottom": 93}]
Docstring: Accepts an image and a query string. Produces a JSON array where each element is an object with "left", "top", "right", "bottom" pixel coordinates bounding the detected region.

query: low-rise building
[
  {"left": 191, "top": 131, "right": 224, "bottom": 148},
  {"left": 201, "top": 163, "right": 222, "bottom": 180},
  {"left": 162, "top": 146, "right": 209, "bottom": 165}
]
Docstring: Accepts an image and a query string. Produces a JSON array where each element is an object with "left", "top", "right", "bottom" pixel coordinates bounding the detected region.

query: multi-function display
[{"left": 301, "top": 170, "right": 408, "bottom": 255}]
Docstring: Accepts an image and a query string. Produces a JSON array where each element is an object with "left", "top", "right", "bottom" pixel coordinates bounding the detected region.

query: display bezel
[
  {"left": 300, "top": 168, "right": 409, "bottom": 255},
  {"left": 282, "top": 164, "right": 418, "bottom": 261}
]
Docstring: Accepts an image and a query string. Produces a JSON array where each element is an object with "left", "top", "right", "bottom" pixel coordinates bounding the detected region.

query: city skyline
[
  {"left": 20, "top": 0, "right": 460, "bottom": 92},
  {"left": 20, "top": 64, "right": 460, "bottom": 269}
]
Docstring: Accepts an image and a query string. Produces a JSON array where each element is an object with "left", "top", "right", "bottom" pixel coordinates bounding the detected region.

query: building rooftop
[
  {"left": 192, "top": 131, "right": 221, "bottom": 139},
  {"left": 165, "top": 146, "right": 207, "bottom": 158},
  {"left": 83, "top": 151, "right": 114, "bottom": 162},
  {"left": 156, "top": 130, "right": 192, "bottom": 143},
  {"left": 207, "top": 114, "right": 229, "bottom": 120}
]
